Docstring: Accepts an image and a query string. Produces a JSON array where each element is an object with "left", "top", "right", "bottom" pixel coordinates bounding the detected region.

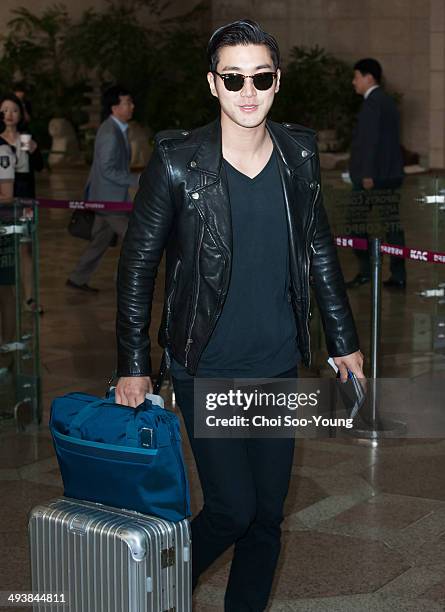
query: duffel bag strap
[
  {"left": 125, "top": 407, "right": 171, "bottom": 448},
  {"left": 125, "top": 413, "right": 140, "bottom": 447}
]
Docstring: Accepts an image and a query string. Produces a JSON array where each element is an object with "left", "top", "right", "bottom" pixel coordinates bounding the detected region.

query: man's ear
[
  {"left": 207, "top": 72, "right": 218, "bottom": 98},
  {"left": 366, "top": 74, "right": 376, "bottom": 88},
  {"left": 275, "top": 68, "right": 281, "bottom": 94}
]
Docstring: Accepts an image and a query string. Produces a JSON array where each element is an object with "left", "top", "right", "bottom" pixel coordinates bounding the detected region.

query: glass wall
[
  {"left": 0, "top": 199, "right": 41, "bottom": 429},
  {"left": 311, "top": 175, "right": 445, "bottom": 378}
]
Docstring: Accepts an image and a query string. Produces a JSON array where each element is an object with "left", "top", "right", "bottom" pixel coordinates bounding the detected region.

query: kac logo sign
[{"left": 410, "top": 249, "right": 428, "bottom": 261}]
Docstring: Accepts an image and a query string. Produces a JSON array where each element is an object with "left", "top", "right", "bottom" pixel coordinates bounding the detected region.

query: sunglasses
[{"left": 213, "top": 71, "right": 277, "bottom": 92}]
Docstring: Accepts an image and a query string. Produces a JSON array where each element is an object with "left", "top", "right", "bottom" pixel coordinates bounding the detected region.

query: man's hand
[
  {"left": 333, "top": 350, "right": 364, "bottom": 383},
  {"left": 116, "top": 376, "right": 153, "bottom": 408},
  {"left": 362, "top": 177, "right": 374, "bottom": 190}
]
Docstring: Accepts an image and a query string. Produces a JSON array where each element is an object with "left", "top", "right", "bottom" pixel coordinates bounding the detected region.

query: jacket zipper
[
  {"left": 190, "top": 256, "right": 229, "bottom": 373},
  {"left": 165, "top": 259, "right": 181, "bottom": 341},
  {"left": 304, "top": 182, "right": 320, "bottom": 366},
  {"left": 184, "top": 222, "right": 204, "bottom": 367}
]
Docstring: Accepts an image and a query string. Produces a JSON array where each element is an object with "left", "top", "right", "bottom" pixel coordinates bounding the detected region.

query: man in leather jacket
[{"left": 116, "top": 19, "right": 363, "bottom": 611}]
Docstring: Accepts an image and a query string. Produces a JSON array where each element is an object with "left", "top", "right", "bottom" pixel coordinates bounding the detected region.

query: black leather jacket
[{"left": 116, "top": 119, "right": 359, "bottom": 377}]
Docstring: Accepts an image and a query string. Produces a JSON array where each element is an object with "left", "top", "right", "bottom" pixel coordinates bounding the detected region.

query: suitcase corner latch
[{"left": 161, "top": 546, "right": 176, "bottom": 568}]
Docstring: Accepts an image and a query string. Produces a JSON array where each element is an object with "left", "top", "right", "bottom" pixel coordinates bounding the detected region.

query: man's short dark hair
[
  {"left": 354, "top": 58, "right": 382, "bottom": 84},
  {"left": 102, "top": 85, "right": 132, "bottom": 118},
  {"left": 0, "top": 93, "right": 27, "bottom": 132},
  {"left": 207, "top": 19, "right": 280, "bottom": 72}
]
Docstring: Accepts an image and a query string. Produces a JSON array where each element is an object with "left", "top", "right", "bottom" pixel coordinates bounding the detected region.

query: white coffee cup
[{"left": 20, "top": 133, "right": 32, "bottom": 152}]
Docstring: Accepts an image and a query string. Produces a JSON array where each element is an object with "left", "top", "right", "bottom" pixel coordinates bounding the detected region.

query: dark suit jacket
[{"left": 349, "top": 87, "right": 404, "bottom": 185}]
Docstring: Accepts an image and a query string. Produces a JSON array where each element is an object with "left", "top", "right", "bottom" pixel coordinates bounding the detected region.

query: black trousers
[{"left": 172, "top": 367, "right": 297, "bottom": 612}]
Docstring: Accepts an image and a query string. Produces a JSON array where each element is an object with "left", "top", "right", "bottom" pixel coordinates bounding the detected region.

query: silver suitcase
[{"left": 28, "top": 497, "right": 192, "bottom": 612}]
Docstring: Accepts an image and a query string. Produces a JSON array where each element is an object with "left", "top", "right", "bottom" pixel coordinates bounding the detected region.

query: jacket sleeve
[
  {"left": 116, "top": 142, "right": 174, "bottom": 376},
  {"left": 310, "top": 149, "right": 360, "bottom": 358},
  {"left": 96, "top": 128, "right": 131, "bottom": 189},
  {"left": 358, "top": 98, "right": 380, "bottom": 179}
]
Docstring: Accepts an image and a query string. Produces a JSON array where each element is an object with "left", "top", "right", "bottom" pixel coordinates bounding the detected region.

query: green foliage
[
  {"left": 271, "top": 46, "right": 361, "bottom": 147},
  {"left": 63, "top": 0, "right": 215, "bottom": 131},
  {"left": 64, "top": 0, "right": 159, "bottom": 90},
  {"left": 0, "top": 4, "right": 90, "bottom": 145},
  {"left": 141, "top": 3, "right": 217, "bottom": 131},
  {"left": 63, "top": 1, "right": 156, "bottom": 127}
]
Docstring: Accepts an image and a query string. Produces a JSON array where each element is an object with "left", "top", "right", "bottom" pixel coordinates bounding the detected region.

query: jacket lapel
[
  {"left": 267, "top": 120, "right": 317, "bottom": 236},
  {"left": 184, "top": 120, "right": 232, "bottom": 258},
  {"left": 266, "top": 121, "right": 315, "bottom": 172},
  {"left": 183, "top": 119, "right": 316, "bottom": 259}
]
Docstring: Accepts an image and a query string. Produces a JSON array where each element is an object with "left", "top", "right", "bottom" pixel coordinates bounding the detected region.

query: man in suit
[
  {"left": 347, "top": 58, "right": 406, "bottom": 289},
  {"left": 67, "top": 86, "right": 138, "bottom": 292}
]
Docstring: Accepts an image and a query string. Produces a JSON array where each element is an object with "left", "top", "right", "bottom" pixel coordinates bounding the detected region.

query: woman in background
[
  {"left": 0, "top": 93, "right": 44, "bottom": 314},
  {"left": 0, "top": 117, "right": 16, "bottom": 380}
]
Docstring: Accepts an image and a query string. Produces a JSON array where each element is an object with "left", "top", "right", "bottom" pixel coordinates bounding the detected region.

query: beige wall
[{"left": 212, "top": 0, "right": 431, "bottom": 166}]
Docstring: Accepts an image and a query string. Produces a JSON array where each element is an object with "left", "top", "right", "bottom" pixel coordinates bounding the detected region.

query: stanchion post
[
  {"left": 352, "top": 236, "right": 406, "bottom": 439},
  {"left": 369, "top": 237, "right": 382, "bottom": 430},
  {"left": 370, "top": 238, "right": 382, "bottom": 379}
]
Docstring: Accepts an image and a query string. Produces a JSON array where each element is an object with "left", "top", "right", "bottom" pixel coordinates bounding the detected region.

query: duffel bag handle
[
  {"left": 68, "top": 395, "right": 167, "bottom": 448},
  {"left": 69, "top": 400, "right": 140, "bottom": 448},
  {"left": 68, "top": 399, "right": 113, "bottom": 438},
  {"left": 107, "top": 387, "right": 164, "bottom": 410}
]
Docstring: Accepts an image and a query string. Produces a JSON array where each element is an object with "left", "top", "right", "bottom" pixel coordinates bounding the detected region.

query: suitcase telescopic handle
[{"left": 153, "top": 351, "right": 168, "bottom": 395}]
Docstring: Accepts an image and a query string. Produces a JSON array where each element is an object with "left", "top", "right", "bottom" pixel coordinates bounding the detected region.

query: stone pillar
[{"left": 430, "top": 0, "right": 445, "bottom": 168}]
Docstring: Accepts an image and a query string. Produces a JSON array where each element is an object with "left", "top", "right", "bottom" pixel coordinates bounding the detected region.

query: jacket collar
[
  {"left": 364, "top": 84, "right": 380, "bottom": 100},
  {"left": 187, "top": 118, "right": 315, "bottom": 178}
]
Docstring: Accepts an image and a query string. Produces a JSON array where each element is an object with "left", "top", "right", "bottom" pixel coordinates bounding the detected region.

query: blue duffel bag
[{"left": 50, "top": 390, "right": 191, "bottom": 522}]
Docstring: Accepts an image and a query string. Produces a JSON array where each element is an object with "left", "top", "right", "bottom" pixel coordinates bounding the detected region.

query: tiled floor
[{"left": 1, "top": 167, "right": 445, "bottom": 611}]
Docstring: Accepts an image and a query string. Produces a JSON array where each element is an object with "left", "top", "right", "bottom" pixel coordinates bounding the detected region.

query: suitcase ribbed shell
[{"left": 28, "top": 497, "right": 191, "bottom": 612}]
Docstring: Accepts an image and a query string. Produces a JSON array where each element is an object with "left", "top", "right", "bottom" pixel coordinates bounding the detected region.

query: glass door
[{"left": 0, "top": 198, "right": 41, "bottom": 429}]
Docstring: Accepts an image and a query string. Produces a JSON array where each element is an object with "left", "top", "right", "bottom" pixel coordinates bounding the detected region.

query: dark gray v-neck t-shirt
[{"left": 171, "top": 149, "right": 299, "bottom": 379}]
